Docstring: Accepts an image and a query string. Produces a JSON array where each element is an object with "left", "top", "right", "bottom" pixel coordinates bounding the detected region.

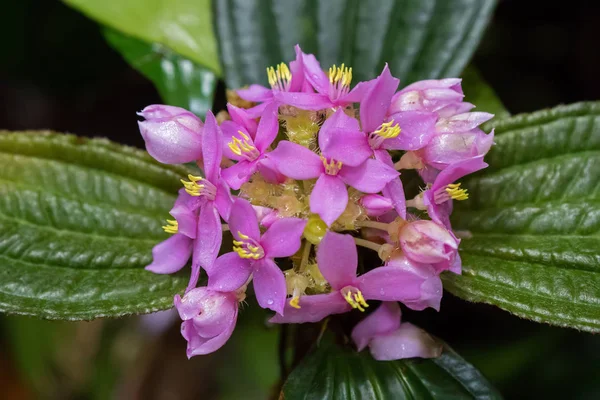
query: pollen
[
  {"left": 162, "top": 219, "right": 178, "bottom": 234},
  {"left": 267, "top": 63, "right": 292, "bottom": 91},
  {"left": 228, "top": 131, "right": 259, "bottom": 159},
  {"left": 328, "top": 63, "right": 352, "bottom": 87},
  {"left": 180, "top": 174, "right": 204, "bottom": 196},
  {"left": 289, "top": 296, "right": 301, "bottom": 309},
  {"left": 373, "top": 120, "right": 401, "bottom": 139},
  {"left": 233, "top": 231, "right": 264, "bottom": 260},
  {"left": 343, "top": 289, "right": 369, "bottom": 312},
  {"left": 445, "top": 183, "right": 469, "bottom": 201},
  {"left": 320, "top": 155, "right": 343, "bottom": 176}
]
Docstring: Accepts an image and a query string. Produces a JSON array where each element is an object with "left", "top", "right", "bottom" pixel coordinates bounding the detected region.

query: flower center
[
  {"left": 233, "top": 231, "right": 265, "bottom": 260},
  {"left": 368, "top": 120, "right": 401, "bottom": 148},
  {"left": 434, "top": 183, "right": 469, "bottom": 204},
  {"left": 180, "top": 174, "right": 217, "bottom": 200},
  {"left": 340, "top": 286, "right": 369, "bottom": 312},
  {"left": 228, "top": 130, "right": 260, "bottom": 161},
  {"left": 320, "top": 156, "right": 343, "bottom": 176},
  {"left": 162, "top": 219, "right": 178, "bottom": 234},
  {"left": 267, "top": 63, "right": 292, "bottom": 91},
  {"left": 328, "top": 63, "right": 352, "bottom": 100}
]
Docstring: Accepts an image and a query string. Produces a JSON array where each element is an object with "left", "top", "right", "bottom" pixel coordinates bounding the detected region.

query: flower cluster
[{"left": 138, "top": 45, "right": 493, "bottom": 359}]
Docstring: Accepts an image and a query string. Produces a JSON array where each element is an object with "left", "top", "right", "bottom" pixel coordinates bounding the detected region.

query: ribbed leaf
[
  {"left": 104, "top": 29, "right": 217, "bottom": 118},
  {"left": 282, "top": 342, "right": 502, "bottom": 399},
  {"left": 447, "top": 102, "right": 600, "bottom": 332},
  {"left": 0, "top": 131, "right": 192, "bottom": 320},
  {"left": 63, "top": 0, "right": 221, "bottom": 74},
  {"left": 214, "top": 0, "right": 496, "bottom": 88}
]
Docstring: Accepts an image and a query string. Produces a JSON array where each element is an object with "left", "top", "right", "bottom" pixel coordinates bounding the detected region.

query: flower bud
[
  {"left": 360, "top": 194, "right": 393, "bottom": 217},
  {"left": 399, "top": 220, "right": 458, "bottom": 264},
  {"left": 137, "top": 105, "right": 204, "bottom": 164},
  {"left": 174, "top": 287, "right": 238, "bottom": 358},
  {"left": 389, "top": 79, "right": 464, "bottom": 114}
]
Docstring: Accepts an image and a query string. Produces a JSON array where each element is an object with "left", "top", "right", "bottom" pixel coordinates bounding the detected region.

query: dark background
[{"left": 1, "top": 0, "right": 599, "bottom": 399}]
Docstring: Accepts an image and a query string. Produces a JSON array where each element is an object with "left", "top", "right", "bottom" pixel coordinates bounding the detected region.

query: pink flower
[
  {"left": 269, "top": 109, "right": 398, "bottom": 226},
  {"left": 208, "top": 198, "right": 306, "bottom": 315},
  {"left": 271, "top": 232, "right": 440, "bottom": 324},
  {"left": 388, "top": 78, "right": 465, "bottom": 114},
  {"left": 137, "top": 105, "right": 204, "bottom": 164},
  {"left": 399, "top": 220, "right": 460, "bottom": 274},
  {"left": 174, "top": 287, "right": 239, "bottom": 358},
  {"left": 351, "top": 302, "right": 442, "bottom": 360}
]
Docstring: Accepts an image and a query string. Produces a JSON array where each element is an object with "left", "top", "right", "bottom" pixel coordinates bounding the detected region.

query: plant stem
[
  {"left": 355, "top": 220, "right": 389, "bottom": 231},
  {"left": 354, "top": 237, "right": 382, "bottom": 253}
]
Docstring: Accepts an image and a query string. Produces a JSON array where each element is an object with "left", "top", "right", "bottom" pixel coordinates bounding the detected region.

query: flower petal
[
  {"left": 227, "top": 103, "right": 258, "bottom": 136},
  {"left": 201, "top": 111, "right": 222, "bottom": 183},
  {"left": 273, "top": 91, "right": 333, "bottom": 110},
  {"left": 237, "top": 84, "right": 273, "bottom": 102},
  {"left": 138, "top": 119, "right": 203, "bottom": 164},
  {"left": 253, "top": 258, "right": 287, "bottom": 315},
  {"left": 360, "top": 64, "right": 400, "bottom": 133},
  {"left": 375, "top": 149, "right": 406, "bottom": 219},
  {"left": 339, "top": 158, "right": 398, "bottom": 194},
  {"left": 318, "top": 109, "right": 372, "bottom": 167},
  {"left": 220, "top": 121, "right": 247, "bottom": 161},
  {"left": 254, "top": 103, "right": 280, "bottom": 152},
  {"left": 310, "top": 174, "right": 348, "bottom": 227},
  {"left": 301, "top": 51, "right": 330, "bottom": 94},
  {"left": 222, "top": 159, "right": 257, "bottom": 190},
  {"left": 422, "top": 129, "right": 494, "bottom": 169},
  {"left": 368, "top": 323, "right": 442, "bottom": 361},
  {"left": 192, "top": 203, "right": 222, "bottom": 277},
  {"left": 145, "top": 233, "right": 192, "bottom": 274},
  {"left": 431, "top": 155, "right": 488, "bottom": 193},
  {"left": 269, "top": 292, "right": 351, "bottom": 323},
  {"left": 170, "top": 189, "right": 200, "bottom": 239},
  {"left": 214, "top": 181, "right": 233, "bottom": 221},
  {"left": 268, "top": 141, "right": 323, "bottom": 180},
  {"left": 436, "top": 112, "right": 494, "bottom": 133},
  {"left": 358, "top": 266, "right": 429, "bottom": 303},
  {"left": 207, "top": 252, "right": 253, "bottom": 292},
  {"left": 260, "top": 217, "right": 307, "bottom": 258},
  {"left": 288, "top": 44, "right": 307, "bottom": 92},
  {"left": 228, "top": 197, "right": 260, "bottom": 242},
  {"left": 317, "top": 232, "right": 358, "bottom": 289},
  {"left": 351, "top": 302, "right": 401, "bottom": 351},
  {"left": 383, "top": 111, "right": 437, "bottom": 151},
  {"left": 386, "top": 255, "right": 443, "bottom": 311},
  {"left": 184, "top": 310, "right": 238, "bottom": 358}
]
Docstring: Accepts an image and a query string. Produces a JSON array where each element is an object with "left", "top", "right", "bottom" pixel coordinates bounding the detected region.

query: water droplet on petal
[{"left": 267, "top": 299, "right": 274, "bottom": 305}]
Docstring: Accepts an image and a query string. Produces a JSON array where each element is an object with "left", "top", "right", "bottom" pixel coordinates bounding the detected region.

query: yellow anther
[
  {"left": 320, "top": 156, "right": 343, "bottom": 175},
  {"left": 227, "top": 131, "right": 257, "bottom": 157},
  {"left": 328, "top": 63, "right": 353, "bottom": 87},
  {"left": 233, "top": 231, "right": 264, "bottom": 259},
  {"left": 267, "top": 63, "right": 292, "bottom": 89},
  {"left": 445, "top": 183, "right": 469, "bottom": 201},
  {"left": 289, "top": 296, "right": 301, "bottom": 309},
  {"left": 344, "top": 289, "right": 368, "bottom": 312},
  {"left": 162, "top": 219, "right": 178, "bottom": 234},
  {"left": 373, "top": 120, "right": 401, "bottom": 139},
  {"left": 237, "top": 232, "right": 250, "bottom": 240},
  {"left": 180, "top": 174, "right": 205, "bottom": 196}
]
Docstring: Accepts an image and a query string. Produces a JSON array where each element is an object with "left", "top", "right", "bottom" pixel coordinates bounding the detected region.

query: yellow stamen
[
  {"left": 227, "top": 131, "right": 257, "bottom": 157},
  {"left": 267, "top": 63, "right": 292, "bottom": 89},
  {"left": 373, "top": 120, "right": 401, "bottom": 139},
  {"left": 180, "top": 174, "right": 204, "bottom": 196},
  {"left": 320, "top": 156, "right": 343, "bottom": 175},
  {"left": 328, "top": 63, "right": 353, "bottom": 87},
  {"left": 344, "top": 289, "right": 369, "bottom": 312},
  {"left": 289, "top": 296, "right": 301, "bottom": 309},
  {"left": 445, "top": 183, "right": 469, "bottom": 201},
  {"left": 162, "top": 219, "right": 178, "bottom": 234},
  {"left": 232, "top": 231, "right": 263, "bottom": 259}
]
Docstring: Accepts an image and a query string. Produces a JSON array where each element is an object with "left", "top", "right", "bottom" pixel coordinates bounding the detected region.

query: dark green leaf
[
  {"left": 461, "top": 66, "right": 509, "bottom": 118},
  {"left": 104, "top": 29, "right": 217, "bottom": 118},
  {"left": 63, "top": 0, "right": 221, "bottom": 74},
  {"left": 282, "top": 341, "right": 502, "bottom": 399},
  {"left": 0, "top": 131, "right": 192, "bottom": 320},
  {"left": 214, "top": 0, "right": 497, "bottom": 88},
  {"left": 447, "top": 102, "right": 600, "bottom": 332}
]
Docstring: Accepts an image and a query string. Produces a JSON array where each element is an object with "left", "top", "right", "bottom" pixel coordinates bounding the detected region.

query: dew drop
[{"left": 267, "top": 299, "right": 274, "bottom": 305}]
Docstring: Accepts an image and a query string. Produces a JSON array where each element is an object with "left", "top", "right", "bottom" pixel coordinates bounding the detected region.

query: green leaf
[
  {"left": 63, "top": 0, "right": 221, "bottom": 74},
  {"left": 104, "top": 29, "right": 217, "bottom": 118},
  {"left": 461, "top": 66, "right": 509, "bottom": 118},
  {"left": 214, "top": 0, "right": 497, "bottom": 88},
  {"left": 0, "top": 131, "right": 192, "bottom": 320},
  {"left": 282, "top": 341, "right": 502, "bottom": 399},
  {"left": 446, "top": 102, "right": 600, "bottom": 332}
]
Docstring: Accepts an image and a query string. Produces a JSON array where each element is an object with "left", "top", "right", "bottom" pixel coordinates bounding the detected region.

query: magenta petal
[
  {"left": 244, "top": 102, "right": 270, "bottom": 119},
  {"left": 201, "top": 111, "right": 223, "bottom": 183},
  {"left": 317, "top": 232, "right": 358, "bottom": 290},
  {"left": 254, "top": 103, "right": 279, "bottom": 152},
  {"left": 340, "top": 79, "right": 376, "bottom": 103},
  {"left": 220, "top": 121, "right": 246, "bottom": 161},
  {"left": 422, "top": 129, "right": 494, "bottom": 169},
  {"left": 192, "top": 203, "right": 222, "bottom": 274},
  {"left": 237, "top": 84, "right": 273, "bottom": 102},
  {"left": 358, "top": 266, "right": 426, "bottom": 302},
  {"left": 222, "top": 159, "right": 256, "bottom": 190},
  {"left": 387, "top": 255, "right": 443, "bottom": 311},
  {"left": 260, "top": 217, "right": 307, "bottom": 258},
  {"left": 170, "top": 189, "right": 200, "bottom": 238},
  {"left": 184, "top": 313, "right": 237, "bottom": 358},
  {"left": 375, "top": 149, "right": 407, "bottom": 219},
  {"left": 318, "top": 109, "right": 372, "bottom": 167},
  {"left": 228, "top": 198, "right": 261, "bottom": 242},
  {"left": 227, "top": 103, "right": 258, "bottom": 136},
  {"left": 360, "top": 64, "right": 400, "bottom": 133},
  {"left": 369, "top": 323, "right": 442, "bottom": 361},
  {"left": 351, "top": 302, "right": 401, "bottom": 351},
  {"left": 146, "top": 233, "right": 192, "bottom": 274},
  {"left": 384, "top": 111, "right": 437, "bottom": 151},
  {"left": 269, "top": 292, "right": 351, "bottom": 323},
  {"left": 207, "top": 252, "right": 252, "bottom": 291},
  {"left": 214, "top": 181, "right": 233, "bottom": 221},
  {"left": 253, "top": 258, "right": 287, "bottom": 315},
  {"left": 310, "top": 174, "right": 348, "bottom": 227},
  {"left": 340, "top": 158, "right": 398, "bottom": 194},
  {"left": 301, "top": 52, "right": 330, "bottom": 94},
  {"left": 360, "top": 194, "right": 393, "bottom": 217},
  {"left": 273, "top": 91, "right": 333, "bottom": 110},
  {"left": 257, "top": 157, "right": 286, "bottom": 184},
  {"left": 436, "top": 112, "right": 494, "bottom": 133},
  {"left": 138, "top": 119, "right": 203, "bottom": 164},
  {"left": 431, "top": 156, "right": 487, "bottom": 193},
  {"left": 268, "top": 141, "right": 323, "bottom": 180}
]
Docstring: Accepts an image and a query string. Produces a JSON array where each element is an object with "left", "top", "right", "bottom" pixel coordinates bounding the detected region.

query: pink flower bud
[
  {"left": 360, "top": 194, "right": 393, "bottom": 216},
  {"left": 389, "top": 79, "right": 464, "bottom": 114},
  {"left": 399, "top": 220, "right": 458, "bottom": 264},
  {"left": 137, "top": 105, "right": 204, "bottom": 164}
]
